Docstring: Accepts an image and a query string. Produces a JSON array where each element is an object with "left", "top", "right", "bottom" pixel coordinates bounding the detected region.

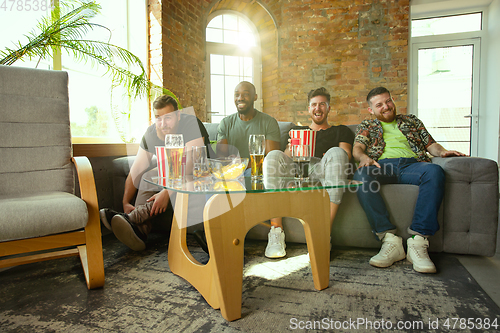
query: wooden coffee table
[{"left": 146, "top": 176, "right": 361, "bottom": 321}]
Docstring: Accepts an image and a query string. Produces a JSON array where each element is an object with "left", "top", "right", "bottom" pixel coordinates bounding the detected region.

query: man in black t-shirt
[
  {"left": 263, "top": 87, "right": 354, "bottom": 258},
  {"left": 99, "top": 95, "right": 211, "bottom": 251}
]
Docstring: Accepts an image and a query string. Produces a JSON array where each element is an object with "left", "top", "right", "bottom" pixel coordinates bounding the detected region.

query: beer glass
[
  {"left": 192, "top": 146, "right": 210, "bottom": 178},
  {"left": 164, "top": 134, "right": 184, "bottom": 183},
  {"left": 248, "top": 134, "right": 265, "bottom": 179},
  {"left": 292, "top": 145, "right": 311, "bottom": 180}
]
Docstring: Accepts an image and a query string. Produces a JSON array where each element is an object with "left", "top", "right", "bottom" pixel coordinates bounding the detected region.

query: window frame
[
  {"left": 0, "top": 0, "right": 149, "bottom": 144},
  {"left": 409, "top": 7, "right": 488, "bottom": 157},
  {"left": 205, "top": 10, "right": 262, "bottom": 123},
  {"left": 411, "top": 12, "right": 483, "bottom": 38},
  {"left": 69, "top": 0, "right": 149, "bottom": 144}
]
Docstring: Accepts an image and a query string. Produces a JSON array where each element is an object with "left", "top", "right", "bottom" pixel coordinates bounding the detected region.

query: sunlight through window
[
  {"left": 244, "top": 254, "right": 311, "bottom": 280},
  {"left": 412, "top": 13, "right": 482, "bottom": 37},
  {"left": 206, "top": 14, "right": 256, "bottom": 48},
  {"left": 206, "top": 13, "right": 260, "bottom": 123}
]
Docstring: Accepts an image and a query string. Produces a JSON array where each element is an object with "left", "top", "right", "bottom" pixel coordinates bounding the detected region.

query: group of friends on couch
[{"left": 99, "top": 81, "right": 466, "bottom": 274}]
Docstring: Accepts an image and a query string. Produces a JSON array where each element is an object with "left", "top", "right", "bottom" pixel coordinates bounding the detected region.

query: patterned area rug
[{"left": 1, "top": 233, "right": 499, "bottom": 332}]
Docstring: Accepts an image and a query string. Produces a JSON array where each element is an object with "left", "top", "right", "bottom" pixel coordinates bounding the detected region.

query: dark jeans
[{"left": 353, "top": 158, "right": 445, "bottom": 239}]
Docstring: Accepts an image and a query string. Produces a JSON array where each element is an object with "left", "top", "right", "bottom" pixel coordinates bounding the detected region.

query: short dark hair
[
  {"left": 366, "top": 87, "right": 391, "bottom": 105},
  {"left": 153, "top": 95, "right": 179, "bottom": 111},
  {"left": 307, "top": 87, "right": 330, "bottom": 105}
]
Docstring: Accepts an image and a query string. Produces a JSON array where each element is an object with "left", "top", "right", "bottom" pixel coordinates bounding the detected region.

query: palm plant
[{"left": 0, "top": 0, "right": 179, "bottom": 142}]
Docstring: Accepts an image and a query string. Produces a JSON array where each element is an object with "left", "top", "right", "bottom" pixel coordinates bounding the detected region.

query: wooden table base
[{"left": 167, "top": 189, "right": 331, "bottom": 321}]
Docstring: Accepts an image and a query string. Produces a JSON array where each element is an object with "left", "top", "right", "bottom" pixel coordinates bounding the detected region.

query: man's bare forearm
[
  {"left": 122, "top": 174, "right": 137, "bottom": 207},
  {"left": 352, "top": 144, "right": 367, "bottom": 162}
]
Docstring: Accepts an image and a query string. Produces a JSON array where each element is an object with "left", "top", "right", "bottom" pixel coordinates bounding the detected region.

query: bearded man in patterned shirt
[{"left": 353, "top": 87, "right": 465, "bottom": 274}]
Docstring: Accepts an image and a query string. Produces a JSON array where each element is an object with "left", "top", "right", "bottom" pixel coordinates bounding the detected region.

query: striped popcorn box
[
  {"left": 289, "top": 129, "right": 316, "bottom": 157},
  {"left": 155, "top": 146, "right": 168, "bottom": 186}
]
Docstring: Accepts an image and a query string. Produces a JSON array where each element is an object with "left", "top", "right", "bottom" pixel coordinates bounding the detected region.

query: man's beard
[
  {"left": 311, "top": 113, "right": 327, "bottom": 125},
  {"left": 236, "top": 101, "right": 253, "bottom": 115},
  {"left": 156, "top": 127, "right": 174, "bottom": 140},
  {"left": 376, "top": 107, "right": 397, "bottom": 122}
]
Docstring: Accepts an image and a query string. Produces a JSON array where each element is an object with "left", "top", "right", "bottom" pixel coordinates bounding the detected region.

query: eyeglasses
[{"left": 309, "top": 102, "right": 328, "bottom": 108}]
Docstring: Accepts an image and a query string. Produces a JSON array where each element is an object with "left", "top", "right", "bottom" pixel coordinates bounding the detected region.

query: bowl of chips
[
  {"left": 209, "top": 157, "right": 249, "bottom": 180},
  {"left": 212, "top": 180, "right": 246, "bottom": 191}
]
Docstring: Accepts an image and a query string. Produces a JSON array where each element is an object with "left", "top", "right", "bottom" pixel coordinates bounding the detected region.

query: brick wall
[
  {"left": 148, "top": 0, "right": 211, "bottom": 121},
  {"left": 148, "top": 0, "right": 409, "bottom": 125},
  {"left": 276, "top": 0, "right": 409, "bottom": 125}
]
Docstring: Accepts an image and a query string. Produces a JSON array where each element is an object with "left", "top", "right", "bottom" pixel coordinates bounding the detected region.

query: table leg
[
  {"left": 167, "top": 192, "right": 220, "bottom": 309},
  {"left": 203, "top": 190, "right": 331, "bottom": 321}
]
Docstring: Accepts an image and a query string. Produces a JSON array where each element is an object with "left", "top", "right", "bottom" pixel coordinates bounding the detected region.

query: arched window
[{"left": 206, "top": 12, "right": 261, "bottom": 123}]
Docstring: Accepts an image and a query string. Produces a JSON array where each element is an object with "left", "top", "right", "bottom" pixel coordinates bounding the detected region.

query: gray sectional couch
[{"left": 112, "top": 121, "right": 499, "bottom": 256}]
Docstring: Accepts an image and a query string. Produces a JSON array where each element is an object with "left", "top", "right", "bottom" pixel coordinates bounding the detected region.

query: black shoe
[
  {"left": 99, "top": 208, "right": 120, "bottom": 231},
  {"left": 193, "top": 229, "right": 209, "bottom": 254},
  {"left": 111, "top": 214, "right": 147, "bottom": 251}
]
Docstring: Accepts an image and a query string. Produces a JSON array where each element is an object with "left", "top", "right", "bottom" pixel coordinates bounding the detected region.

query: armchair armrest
[
  {"left": 73, "top": 156, "right": 99, "bottom": 225},
  {"left": 431, "top": 156, "right": 499, "bottom": 256},
  {"left": 72, "top": 156, "right": 105, "bottom": 288}
]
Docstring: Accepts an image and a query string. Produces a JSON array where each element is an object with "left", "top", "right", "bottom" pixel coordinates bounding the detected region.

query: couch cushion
[
  {"left": 278, "top": 122, "right": 295, "bottom": 151},
  {"left": 203, "top": 122, "right": 219, "bottom": 142},
  {"left": 432, "top": 156, "right": 499, "bottom": 256},
  {"left": 0, "top": 192, "right": 88, "bottom": 242}
]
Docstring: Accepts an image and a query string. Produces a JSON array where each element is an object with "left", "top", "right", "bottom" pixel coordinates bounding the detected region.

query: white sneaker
[
  {"left": 265, "top": 226, "right": 286, "bottom": 258},
  {"left": 407, "top": 235, "right": 436, "bottom": 273},
  {"left": 369, "top": 233, "right": 406, "bottom": 268}
]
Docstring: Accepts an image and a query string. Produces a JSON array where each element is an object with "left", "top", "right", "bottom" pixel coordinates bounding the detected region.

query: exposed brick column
[{"left": 148, "top": 0, "right": 211, "bottom": 121}]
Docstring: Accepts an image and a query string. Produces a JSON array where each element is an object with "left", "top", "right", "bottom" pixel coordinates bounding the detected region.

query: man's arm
[
  {"left": 215, "top": 118, "right": 229, "bottom": 157},
  {"left": 426, "top": 142, "right": 466, "bottom": 158},
  {"left": 216, "top": 138, "right": 229, "bottom": 157},
  {"left": 339, "top": 142, "right": 353, "bottom": 161},
  {"left": 353, "top": 142, "right": 380, "bottom": 168},
  {"left": 265, "top": 139, "right": 280, "bottom": 155},
  {"left": 123, "top": 147, "right": 153, "bottom": 213}
]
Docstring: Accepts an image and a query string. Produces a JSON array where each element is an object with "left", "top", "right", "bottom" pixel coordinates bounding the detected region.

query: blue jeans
[{"left": 353, "top": 158, "right": 445, "bottom": 239}]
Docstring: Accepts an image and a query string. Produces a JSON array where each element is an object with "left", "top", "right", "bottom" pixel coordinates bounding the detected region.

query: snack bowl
[
  {"left": 212, "top": 180, "right": 246, "bottom": 191},
  {"left": 208, "top": 157, "right": 249, "bottom": 180}
]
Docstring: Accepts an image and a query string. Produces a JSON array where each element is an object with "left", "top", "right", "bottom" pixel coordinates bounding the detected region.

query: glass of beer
[
  {"left": 248, "top": 134, "right": 265, "bottom": 179},
  {"left": 164, "top": 134, "right": 184, "bottom": 184},
  {"left": 292, "top": 145, "right": 311, "bottom": 180},
  {"left": 192, "top": 146, "right": 210, "bottom": 179}
]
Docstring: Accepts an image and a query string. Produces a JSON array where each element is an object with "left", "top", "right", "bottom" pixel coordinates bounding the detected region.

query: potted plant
[{"left": 0, "top": 0, "right": 179, "bottom": 142}]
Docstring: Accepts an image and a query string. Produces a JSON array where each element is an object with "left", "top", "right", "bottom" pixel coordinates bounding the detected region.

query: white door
[{"left": 411, "top": 39, "right": 480, "bottom": 156}]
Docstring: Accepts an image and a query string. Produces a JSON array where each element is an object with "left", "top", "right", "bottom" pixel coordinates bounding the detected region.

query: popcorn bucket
[
  {"left": 155, "top": 146, "right": 168, "bottom": 186},
  {"left": 289, "top": 129, "right": 316, "bottom": 157}
]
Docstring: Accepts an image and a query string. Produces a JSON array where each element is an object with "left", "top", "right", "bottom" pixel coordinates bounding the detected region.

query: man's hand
[
  {"left": 265, "top": 139, "right": 280, "bottom": 155},
  {"left": 427, "top": 143, "right": 467, "bottom": 158},
  {"left": 123, "top": 203, "right": 135, "bottom": 214},
  {"left": 353, "top": 142, "right": 379, "bottom": 168},
  {"left": 146, "top": 189, "right": 171, "bottom": 216},
  {"left": 439, "top": 150, "right": 467, "bottom": 158},
  {"left": 358, "top": 155, "right": 380, "bottom": 168}
]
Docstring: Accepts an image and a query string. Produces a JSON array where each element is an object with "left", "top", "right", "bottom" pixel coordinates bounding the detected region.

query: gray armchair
[{"left": 0, "top": 65, "right": 104, "bottom": 289}]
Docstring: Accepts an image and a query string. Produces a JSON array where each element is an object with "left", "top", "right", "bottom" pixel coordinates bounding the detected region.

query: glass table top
[{"left": 144, "top": 176, "right": 362, "bottom": 195}]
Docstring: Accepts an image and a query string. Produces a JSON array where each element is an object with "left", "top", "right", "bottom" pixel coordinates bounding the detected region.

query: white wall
[{"left": 479, "top": 0, "right": 500, "bottom": 162}]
